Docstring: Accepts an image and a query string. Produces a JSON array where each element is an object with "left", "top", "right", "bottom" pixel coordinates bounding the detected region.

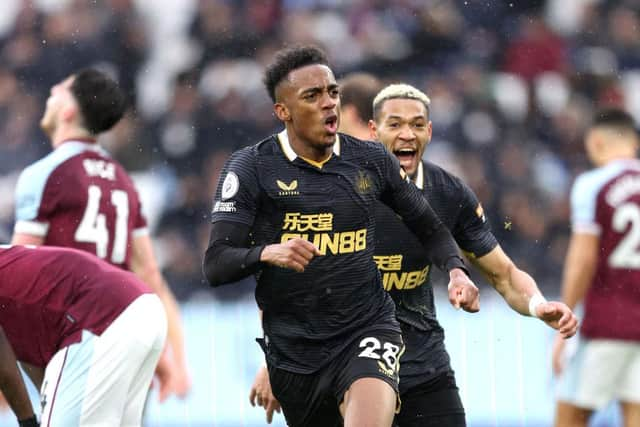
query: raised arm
[
  {"left": 471, "top": 245, "right": 578, "bottom": 337},
  {"left": 439, "top": 174, "right": 577, "bottom": 335}
]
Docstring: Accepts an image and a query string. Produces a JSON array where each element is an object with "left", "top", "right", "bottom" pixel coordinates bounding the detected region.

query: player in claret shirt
[
  {"left": 553, "top": 109, "right": 640, "bottom": 426},
  {"left": 11, "top": 68, "right": 189, "bottom": 399},
  {"left": 203, "top": 45, "right": 480, "bottom": 427},
  {"left": 0, "top": 245, "right": 166, "bottom": 427}
]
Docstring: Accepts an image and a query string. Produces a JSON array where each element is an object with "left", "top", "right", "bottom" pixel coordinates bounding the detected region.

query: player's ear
[
  {"left": 368, "top": 119, "right": 378, "bottom": 140},
  {"left": 425, "top": 120, "right": 433, "bottom": 144},
  {"left": 61, "top": 104, "right": 78, "bottom": 124},
  {"left": 590, "top": 132, "right": 606, "bottom": 154},
  {"left": 274, "top": 102, "right": 291, "bottom": 122}
]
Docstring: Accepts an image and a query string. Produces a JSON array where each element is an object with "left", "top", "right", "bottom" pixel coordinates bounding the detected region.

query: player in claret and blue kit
[
  {"left": 11, "top": 68, "right": 189, "bottom": 398},
  {"left": 0, "top": 245, "right": 167, "bottom": 427},
  {"left": 553, "top": 108, "right": 640, "bottom": 426}
]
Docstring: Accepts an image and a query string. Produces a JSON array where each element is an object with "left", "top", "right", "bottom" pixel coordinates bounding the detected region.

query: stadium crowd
[{"left": 1, "top": 0, "right": 639, "bottom": 300}]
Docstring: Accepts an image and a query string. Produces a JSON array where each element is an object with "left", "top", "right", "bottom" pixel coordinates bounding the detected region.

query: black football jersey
[
  {"left": 374, "top": 160, "right": 498, "bottom": 385},
  {"left": 210, "top": 132, "right": 453, "bottom": 373}
]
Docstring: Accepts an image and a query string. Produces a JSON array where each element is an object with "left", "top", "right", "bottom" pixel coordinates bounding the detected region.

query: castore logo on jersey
[{"left": 277, "top": 179, "right": 299, "bottom": 196}]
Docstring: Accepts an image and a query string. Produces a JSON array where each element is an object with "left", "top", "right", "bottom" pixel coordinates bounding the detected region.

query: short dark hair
[
  {"left": 70, "top": 68, "right": 127, "bottom": 134},
  {"left": 263, "top": 45, "right": 329, "bottom": 103},
  {"left": 591, "top": 108, "right": 637, "bottom": 136},
  {"left": 339, "top": 73, "right": 382, "bottom": 122}
]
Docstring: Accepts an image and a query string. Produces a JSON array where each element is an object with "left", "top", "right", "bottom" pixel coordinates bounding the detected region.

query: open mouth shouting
[
  {"left": 393, "top": 147, "right": 418, "bottom": 171},
  {"left": 324, "top": 114, "right": 338, "bottom": 135}
]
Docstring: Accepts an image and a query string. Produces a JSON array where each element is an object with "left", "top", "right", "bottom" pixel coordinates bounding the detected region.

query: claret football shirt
[
  {"left": 14, "top": 140, "right": 147, "bottom": 269},
  {"left": 0, "top": 245, "right": 149, "bottom": 367},
  {"left": 570, "top": 159, "right": 640, "bottom": 340}
]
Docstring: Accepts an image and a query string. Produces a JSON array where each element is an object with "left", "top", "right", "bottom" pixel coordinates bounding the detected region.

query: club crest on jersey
[
  {"left": 355, "top": 170, "right": 373, "bottom": 194},
  {"left": 221, "top": 172, "right": 239, "bottom": 200},
  {"left": 276, "top": 179, "right": 299, "bottom": 196}
]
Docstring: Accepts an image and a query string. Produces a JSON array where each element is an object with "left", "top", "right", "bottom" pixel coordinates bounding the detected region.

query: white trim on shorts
[
  {"left": 40, "top": 293, "right": 167, "bottom": 427},
  {"left": 556, "top": 337, "right": 640, "bottom": 410}
]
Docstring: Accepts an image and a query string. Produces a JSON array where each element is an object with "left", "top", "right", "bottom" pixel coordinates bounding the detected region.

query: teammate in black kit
[
  {"left": 203, "top": 46, "right": 481, "bottom": 427},
  {"left": 369, "top": 83, "right": 578, "bottom": 427},
  {"left": 249, "top": 78, "right": 579, "bottom": 426}
]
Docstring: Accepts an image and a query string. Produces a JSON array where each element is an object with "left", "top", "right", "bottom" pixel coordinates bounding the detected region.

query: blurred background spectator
[{"left": 1, "top": 0, "right": 639, "bottom": 302}]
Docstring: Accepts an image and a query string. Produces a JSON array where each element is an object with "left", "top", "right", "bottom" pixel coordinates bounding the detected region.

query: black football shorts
[
  {"left": 393, "top": 370, "right": 466, "bottom": 427},
  {"left": 269, "top": 329, "right": 404, "bottom": 427}
]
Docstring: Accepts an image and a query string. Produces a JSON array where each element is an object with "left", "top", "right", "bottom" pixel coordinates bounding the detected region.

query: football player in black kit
[
  {"left": 203, "top": 46, "right": 482, "bottom": 427},
  {"left": 249, "top": 78, "right": 579, "bottom": 426},
  {"left": 368, "top": 83, "right": 577, "bottom": 426}
]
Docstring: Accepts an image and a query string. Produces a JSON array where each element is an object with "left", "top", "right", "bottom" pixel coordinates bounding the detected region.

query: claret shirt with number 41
[{"left": 14, "top": 140, "right": 148, "bottom": 270}]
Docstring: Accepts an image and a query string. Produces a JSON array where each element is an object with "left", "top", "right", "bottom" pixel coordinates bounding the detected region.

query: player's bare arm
[
  {"left": 130, "top": 233, "right": 191, "bottom": 398},
  {"left": 10, "top": 234, "right": 44, "bottom": 247},
  {"left": 154, "top": 347, "right": 174, "bottom": 403},
  {"left": 0, "top": 327, "right": 38, "bottom": 426},
  {"left": 249, "top": 364, "right": 281, "bottom": 424},
  {"left": 560, "top": 233, "right": 598, "bottom": 311},
  {"left": 248, "top": 309, "right": 282, "bottom": 424},
  {"left": 552, "top": 232, "right": 598, "bottom": 375},
  {"left": 18, "top": 362, "right": 43, "bottom": 390},
  {"left": 471, "top": 245, "right": 578, "bottom": 338}
]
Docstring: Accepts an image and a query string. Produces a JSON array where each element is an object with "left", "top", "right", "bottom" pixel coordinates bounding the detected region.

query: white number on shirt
[
  {"left": 74, "top": 185, "right": 129, "bottom": 263},
  {"left": 609, "top": 202, "right": 640, "bottom": 269}
]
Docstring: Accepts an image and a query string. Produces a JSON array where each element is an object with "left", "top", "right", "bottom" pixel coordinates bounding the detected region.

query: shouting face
[
  {"left": 274, "top": 64, "right": 341, "bottom": 158},
  {"left": 370, "top": 98, "right": 432, "bottom": 177}
]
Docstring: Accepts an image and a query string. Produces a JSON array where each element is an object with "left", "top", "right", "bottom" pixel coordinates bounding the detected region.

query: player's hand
[
  {"left": 261, "top": 238, "right": 322, "bottom": 272},
  {"left": 447, "top": 268, "right": 480, "bottom": 313},
  {"left": 154, "top": 347, "right": 173, "bottom": 403},
  {"left": 170, "top": 362, "right": 192, "bottom": 399},
  {"left": 552, "top": 332, "right": 567, "bottom": 376},
  {"left": 535, "top": 301, "right": 578, "bottom": 339},
  {"left": 249, "top": 365, "right": 281, "bottom": 424}
]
